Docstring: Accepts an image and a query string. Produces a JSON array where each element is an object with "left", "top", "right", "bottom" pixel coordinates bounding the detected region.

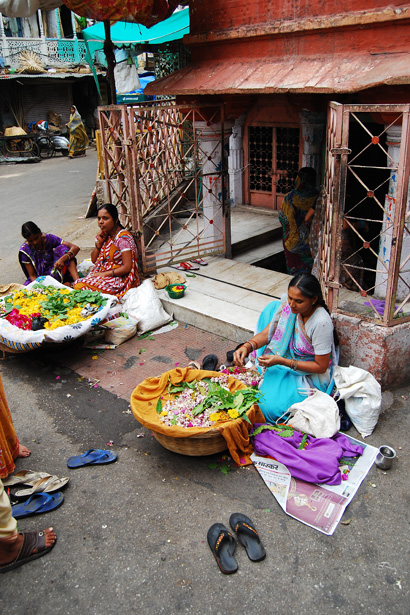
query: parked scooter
[{"left": 35, "top": 123, "right": 69, "bottom": 158}]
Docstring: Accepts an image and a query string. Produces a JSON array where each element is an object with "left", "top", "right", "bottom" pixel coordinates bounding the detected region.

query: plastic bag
[
  {"left": 77, "top": 259, "right": 94, "bottom": 276},
  {"left": 122, "top": 280, "right": 172, "bottom": 334},
  {"left": 103, "top": 316, "right": 137, "bottom": 347},
  {"left": 285, "top": 390, "right": 340, "bottom": 438},
  {"left": 333, "top": 365, "right": 381, "bottom": 438}
]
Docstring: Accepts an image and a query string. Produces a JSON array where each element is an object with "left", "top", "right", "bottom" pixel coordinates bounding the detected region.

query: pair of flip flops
[
  {"left": 172, "top": 262, "right": 200, "bottom": 271},
  {"left": 66, "top": 448, "right": 117, "bottom": 468},
  {"left": 11, "top": 492, "right": 64, "bottom": 519},
  {"left": 207, "top": 513, "right": 266, "bottom": 574}
]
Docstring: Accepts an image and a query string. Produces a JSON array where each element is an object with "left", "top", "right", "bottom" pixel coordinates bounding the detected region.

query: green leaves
[{"left": 156, "top": 398, "right": 163, "bottom": 414}]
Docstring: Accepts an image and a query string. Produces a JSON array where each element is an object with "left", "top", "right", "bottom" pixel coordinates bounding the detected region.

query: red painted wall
[{"left": 189, "top": 0, "right": 406, "bottom": 34}]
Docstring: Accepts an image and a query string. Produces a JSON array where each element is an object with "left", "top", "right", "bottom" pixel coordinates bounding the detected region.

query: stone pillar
[
  {"left": 0, "top": 12, "right": 10, "bottom": 68},
  {"left": 71, "top": 11, "right": 80, "bottom": 62},
  {"left": 299, "top": 110, "right": 326, "bottom": 183},
  {"left": 196, "top": 121, "right": 232, "bottom": 254},
  {"left": 37, "top": 10, "right": 48, "bottom": 60},
  {"left": 374, "top": 125, "right": 410, "bottom": 300},
  {"left": 228, "top": 115, "right": 245, "bottom": 206}
]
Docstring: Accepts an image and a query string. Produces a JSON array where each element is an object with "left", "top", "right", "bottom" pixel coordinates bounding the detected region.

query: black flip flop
[
  {"left": 202, "top": 354, "right": 218, "bottom": 371},
  {"left": 207, "top": 523, "right": 238, "bottom": 574},
  {"left": 226, "top": 343, "right": 246, "bottom": 364},
  {"left": 229, "top": 513, "right": 266, "bottom": 562}
]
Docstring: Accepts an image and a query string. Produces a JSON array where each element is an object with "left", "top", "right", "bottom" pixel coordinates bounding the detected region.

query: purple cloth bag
[{"left": 252, "top": 426, "right": 364, "bottom": 485}]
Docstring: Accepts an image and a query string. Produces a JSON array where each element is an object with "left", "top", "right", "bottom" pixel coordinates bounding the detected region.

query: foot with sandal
[{"left": 0, "top": 478, "right": 57, "bottom": 573}]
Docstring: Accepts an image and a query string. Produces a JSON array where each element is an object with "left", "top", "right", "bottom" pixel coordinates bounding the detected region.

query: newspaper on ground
[{"left": 251, "top": 434, "right": 378, "bottom": 535}]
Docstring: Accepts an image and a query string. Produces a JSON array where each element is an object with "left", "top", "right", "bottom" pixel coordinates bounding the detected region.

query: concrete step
[
  {"left": 232, "top": 237, "right": 284, "bottom": 265},
  {"left": 158, "top": 256, "right": 291, "bottom": 342}
]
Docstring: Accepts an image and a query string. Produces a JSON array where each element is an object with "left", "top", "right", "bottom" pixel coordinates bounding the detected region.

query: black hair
[
  {"left": 22, "top": 221, "right": 41, "bottom": 239},
  {"left": 297, "top": 167, "right": 317, "bottom": 189},
  {"left": 288, "top": 272, "right": 329, "bottom": 314},
  {"left": 97, "top": 203, "right": 119, "bottom": 223},
  {"left": 289, "top": 272, "right": 339, "bottom": 345}
]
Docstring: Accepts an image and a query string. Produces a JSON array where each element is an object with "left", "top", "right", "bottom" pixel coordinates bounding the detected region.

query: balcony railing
[{"left": 1, "top": 37, "right": 87, "bottom": 69}]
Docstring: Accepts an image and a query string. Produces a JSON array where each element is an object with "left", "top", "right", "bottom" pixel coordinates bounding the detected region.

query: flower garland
[
  {"left": 157, "top": 372, "right": 262, "bottom": 429},
  {"left": 0, "top": 285, "right": 107, "bottom": 331}
]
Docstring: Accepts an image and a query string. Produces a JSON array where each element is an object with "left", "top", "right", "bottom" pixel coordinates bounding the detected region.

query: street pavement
[{"left": 0, "top": 152, "right": 409, "bottom": 614}]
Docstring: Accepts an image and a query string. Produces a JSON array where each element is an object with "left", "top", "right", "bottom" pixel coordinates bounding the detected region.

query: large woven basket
[
  {"left": 152, "top": 427, "right": 227, "bottom": 456},
  {"left": 131, "top": 368, "right": 258, "bottom": 457}
]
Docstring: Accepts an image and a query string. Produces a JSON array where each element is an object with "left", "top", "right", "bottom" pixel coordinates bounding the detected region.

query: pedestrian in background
[{"left": 66, "top": 105, "right": 89, "bottom": 158}]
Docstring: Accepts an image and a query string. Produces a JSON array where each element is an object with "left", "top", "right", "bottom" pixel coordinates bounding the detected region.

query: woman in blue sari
[{"left": 233, "top": 273, "right": 337, "bottom": 424}]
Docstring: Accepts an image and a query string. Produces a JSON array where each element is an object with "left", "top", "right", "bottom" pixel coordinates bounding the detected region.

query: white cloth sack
[
  {"left": 285, "top": 390, "right": 341, "bottom": 438},
  {"left": 333, "top": 365, "right": 381, "bottom": 438},
  {"left": 114, "top": 62, "right": 141, "bottom": 95},
  {"left": 122, "top": 280, "right": 172, "bottom": 334}
]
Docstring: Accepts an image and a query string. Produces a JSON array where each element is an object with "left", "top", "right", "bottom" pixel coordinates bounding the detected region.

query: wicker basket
[{"left": 152, "top": 428, "right": 227, "bottom": 456}]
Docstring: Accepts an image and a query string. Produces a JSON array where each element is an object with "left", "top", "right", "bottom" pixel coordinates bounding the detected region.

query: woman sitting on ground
[
  {"left": 19, "top": 221, "right": 80, "bottom": 286},
  {"left": 74, "top": 203, "right": 139, "bottom": 297},
  {"left": 234, "top": 273, "right": 337, "bottom": 424}
]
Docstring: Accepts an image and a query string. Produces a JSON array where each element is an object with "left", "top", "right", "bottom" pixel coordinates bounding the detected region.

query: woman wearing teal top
[{"left": 234, "top": 273, "right": 337, "bottom": 423}]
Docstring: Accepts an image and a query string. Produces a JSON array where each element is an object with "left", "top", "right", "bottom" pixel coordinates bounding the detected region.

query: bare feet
[
  {"left": 0, "top": 528, "right": 57, "bottom": 568},
  {"left": 17, "top": 443, "right": 31, "bottom": 458}
]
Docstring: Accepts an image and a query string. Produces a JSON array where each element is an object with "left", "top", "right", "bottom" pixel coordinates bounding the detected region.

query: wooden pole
[{"left": 103, "top": 20, "right": 116, "bottom": 104}]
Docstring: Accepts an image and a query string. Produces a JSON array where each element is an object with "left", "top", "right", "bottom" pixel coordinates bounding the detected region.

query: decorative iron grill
[
  {"left": 321, "top": 103, "right": 410, "bottom": 326},
  {"left": 276, "top": 127, "right": 300, "bottom": 194},
  {"left": 249, "top": 126, "right": 273, "bottom": 192},
  {"left": 98, "top": 102, "right": 227, "bottom": 274}
]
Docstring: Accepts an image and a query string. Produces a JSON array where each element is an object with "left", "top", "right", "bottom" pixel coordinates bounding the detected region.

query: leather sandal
[
  {"left": 229, "top": 513, "right": 266, "bottom": 562},
  {"left": 2, "top": 470, "right": 51, "bottom": 487},
  {"left": 0, "top": 530, "right": 57, "bottom": 573},
  {"left": 207, "top": 523, "right": 238, "bottom": 574}
]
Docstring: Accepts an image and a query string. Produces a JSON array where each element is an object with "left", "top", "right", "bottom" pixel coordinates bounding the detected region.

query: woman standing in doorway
[{"left": 279, "top": 167, "right": 319, "bottom": 275}]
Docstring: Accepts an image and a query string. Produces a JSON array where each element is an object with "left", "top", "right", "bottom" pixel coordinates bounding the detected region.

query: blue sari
[{"left": 254, "top": 298, "right": 335, "bottom": 424}]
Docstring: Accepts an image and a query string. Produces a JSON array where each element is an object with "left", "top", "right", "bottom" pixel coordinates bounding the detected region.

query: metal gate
[
  {"left": 320, "top": 102, "right": 410, "bottom": 325},
  {"left": 98, "top": 102, "right": 227, "bottom": 274}
]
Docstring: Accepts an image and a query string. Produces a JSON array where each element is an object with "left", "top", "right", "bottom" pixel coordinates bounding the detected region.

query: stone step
[{"left": 158, "top": 256, "right": 291, "bottom": 342}]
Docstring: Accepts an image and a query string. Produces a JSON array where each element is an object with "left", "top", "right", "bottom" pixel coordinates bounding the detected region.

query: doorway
[{"left": 247, "top": 125, "right": 300, "bottom": 210}]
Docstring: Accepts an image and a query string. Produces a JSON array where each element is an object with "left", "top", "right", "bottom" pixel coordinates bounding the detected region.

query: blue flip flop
[
  {"left": 11, "top": 492, "right": 64, "bottom": 519},
  {"left": 66, "top": 449, "right": 118, "bottom": 469}
]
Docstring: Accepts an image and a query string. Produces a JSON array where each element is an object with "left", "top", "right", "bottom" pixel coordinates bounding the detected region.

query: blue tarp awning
[{"left": 82, "top": 6, "right": 189, "bottom": 57}]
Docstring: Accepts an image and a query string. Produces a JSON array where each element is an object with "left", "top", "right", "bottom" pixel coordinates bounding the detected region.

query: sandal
[
  {"left": 2, "top": 470, "right": 51, "bottom": 488},
  {"left": 202, "top": 354, "right": 218, "bottom": 371},
  {"left": 171, "top": 262, "right": 200, "bottom": 271},
  {"left": 11, "top": 492, "right": 65, "bottom": 519},
  {"left": 226, "top": 343, "right": 246, "bottom": 364},
  {"left": 14, "top": 475, "right": 69, "bottom": 499},
  {"left": 0, "top": 530, "right": 57, "bottom": 573},
  {"left": 229, "top": 513, "right": 266, "bottom": 562},
  {"left": 187, "top": 361, "right": 201, "bottom": 369},
  {"left": 207, "top": 523, "right": 238, "bottom": 574},
  {"left": 66, "top": 448, "right": 118, "bottom": 468},
  {"left": 190, "top": 258, "right": 208, "bottom": 266}
]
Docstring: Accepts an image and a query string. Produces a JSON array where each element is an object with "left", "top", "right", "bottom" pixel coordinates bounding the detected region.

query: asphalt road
[
  {"left": 0, "top": 148, "right": 98, "bottom": 284},
  {"left": 0, "top": 152, "right": 409, "bottom": 614}
]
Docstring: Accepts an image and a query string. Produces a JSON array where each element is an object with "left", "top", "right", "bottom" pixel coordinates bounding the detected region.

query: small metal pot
[{"left": 375, "top": 445, "right": 396, "bottom": 470}]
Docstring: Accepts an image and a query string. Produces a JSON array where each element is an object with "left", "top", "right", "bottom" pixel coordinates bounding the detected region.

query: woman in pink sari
[
  {"left": 74, "top": 203, "right": 139, "bottom": 297},
  {"left": 234, "top": 273, "right": 337, "bottom": 423}
]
